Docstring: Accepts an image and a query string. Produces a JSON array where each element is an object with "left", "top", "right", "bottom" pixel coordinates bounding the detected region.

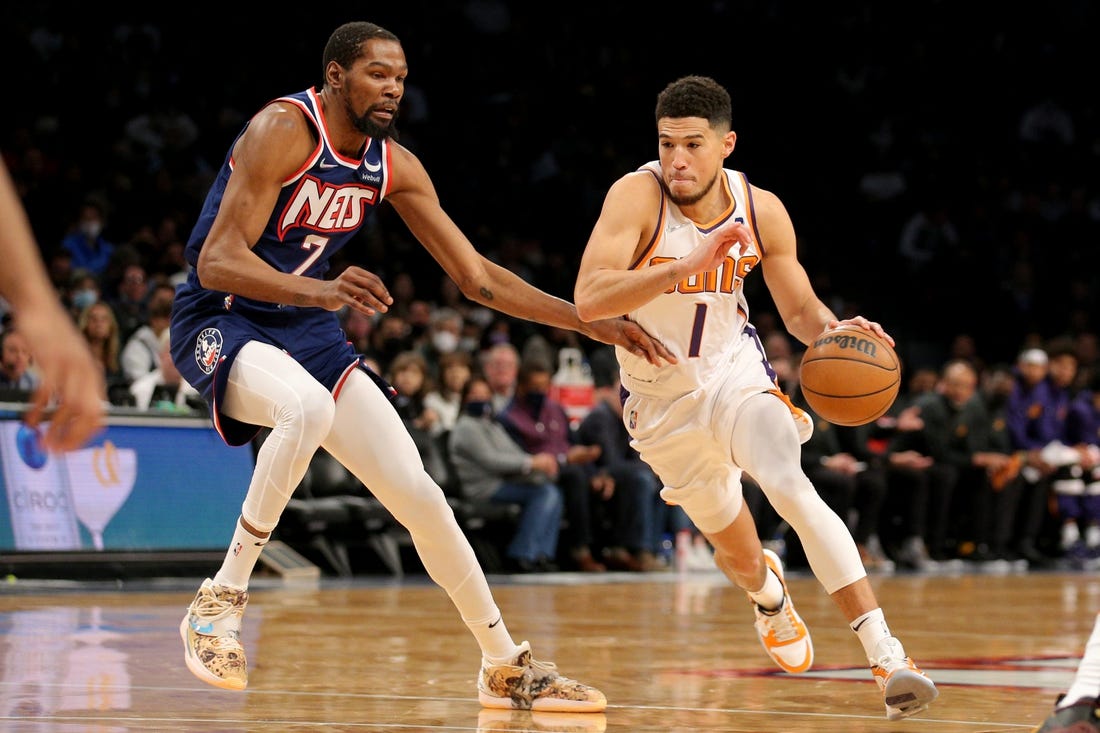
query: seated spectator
[
  {"left": 499, "top": 356, "right": 607, "bottom": 572},
  {"left": 917, "top": 360, "right": 1020, "bottom": 566},
  {"left": 1006, "top": 346, "right": 1060, "bottom": 564},
  {"left": 1051, "top": 366, "right": 1100, "bottom": 560},
  {"left": 0, "top": 327, "right": 39, "bottom": 394},
  {"left": 387, "top": 350, "right": 449, "bottom": 487},
  {"left": 60, "top": 196, "right": 115, "bottom": 277},
  {"left": 873, "top": 367, "right": 951, "bottom": 571},
  {"left": 575, "top": 348, "right": 663, "bottom": 571},
  {"left": 77, "top": 300, "right": 128, "bottom": 405},
  {"left": 109, "top": 262, "right": 152, "bottom": 345},
  {"left": 129, "top": 329, "right": 201, "bottom": 411},
  {"left": 423, "top": 350, "right": 474, "bottom": 438},
  {"left": 67, "top": 268, "right": 101, "bottom": 321},
  {"left": 419, "top": 306, "right": 465, "bottom": 374},
  {"left": 120, "top": 281, "right": 175, "bottom": 382},
  {"left": 482, "top": 341, "right": 519, "bottom": 413},
  {"left": 448, "top": 375, "right": 564, "bottom": 573}
]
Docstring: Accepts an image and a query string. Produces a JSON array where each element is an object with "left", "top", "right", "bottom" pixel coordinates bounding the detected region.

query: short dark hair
[
  {"left": 322, "top": 22, "right": 400, "bottom": 80},
  {"left": 655, "top": 75, "right": 731, "bottom": 129}
]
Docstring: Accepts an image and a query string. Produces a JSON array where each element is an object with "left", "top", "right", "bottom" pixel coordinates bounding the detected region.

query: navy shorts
[{"left": 171, "top": 287, "right": 393, "bottom": 446}]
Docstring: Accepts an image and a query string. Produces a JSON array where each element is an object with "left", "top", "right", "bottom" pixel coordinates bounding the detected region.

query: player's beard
[
  {"left": 665, "top": 171, "right": 718, "bottom": 207},
  {"left": 347, "top": 99, "right": 401, "bottom": 141}
]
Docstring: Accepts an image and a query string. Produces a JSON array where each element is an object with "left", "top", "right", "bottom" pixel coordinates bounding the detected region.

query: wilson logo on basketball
[{"left": 811, "top": 333, "right": 878, "bottom": 357}]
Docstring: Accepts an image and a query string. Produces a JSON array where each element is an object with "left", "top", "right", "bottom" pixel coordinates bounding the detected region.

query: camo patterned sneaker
[
  {"left": 478, "top": 641, "right": 607, "bottom": 712},
  {"left": 752, "top": 548, "right": 814, "bottom": 673},
  {"left": 870, "top": 636, "right": 938, "bottom": 720},
  {"left": 179, "top": 578, "right": 249, "bottom": 690}
]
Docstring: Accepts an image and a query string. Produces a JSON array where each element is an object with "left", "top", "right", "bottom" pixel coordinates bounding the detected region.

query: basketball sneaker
[
  {"left": 478, "top": 641, "right": 607, "bottom": 712},
  {"left": 751, "top": 548, "right": 814, "bottom": 673},
  {"left": 179, "top": 578, "right": 249, "bottom": 690},
  {"left": 1032, "top": 696, "right": 1100, "bottom": 732},
  {"left": 870, "top": 636, "right": 938, "bottom": 720}
]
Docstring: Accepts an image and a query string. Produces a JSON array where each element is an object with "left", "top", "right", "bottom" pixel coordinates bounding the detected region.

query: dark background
[{"left": 3, "top": 1, "right": 1097, "bottom": 370}]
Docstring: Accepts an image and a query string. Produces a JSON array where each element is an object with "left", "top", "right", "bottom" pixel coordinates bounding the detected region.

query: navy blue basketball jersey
[
  {"left": 171, "top": 87, "right": 396, "bottom": 445},
  {"left": 182, "top": 87, "right": 390, "bottom": 319}
]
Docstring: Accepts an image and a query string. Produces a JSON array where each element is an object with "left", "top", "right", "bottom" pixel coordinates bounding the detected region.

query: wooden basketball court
[{"left": 0, "top": 565, "right": 1089, "bottom": 731}]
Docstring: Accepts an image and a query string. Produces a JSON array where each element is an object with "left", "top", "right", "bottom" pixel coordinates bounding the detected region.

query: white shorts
[{"left": 623, "top": 344, "right": 811, "bottom": 534}]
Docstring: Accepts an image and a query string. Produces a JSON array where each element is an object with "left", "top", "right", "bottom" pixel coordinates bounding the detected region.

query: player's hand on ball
[{"left": 826, "top": 316, "right": 894, "bottom": 347}]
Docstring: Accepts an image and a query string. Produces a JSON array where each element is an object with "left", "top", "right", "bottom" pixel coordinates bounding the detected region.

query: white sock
[
  {"left": 747, "top": 566, "right": 785, "bottom": 611},
  {"left": 1061, "top": 614, "right": 1100, "bottom": 707},
  {"left": 851, "top": 608, "right": 892, "bottom": 660},
  {"left": 213, "top": 519, "right": 268, "bottom": 590}
]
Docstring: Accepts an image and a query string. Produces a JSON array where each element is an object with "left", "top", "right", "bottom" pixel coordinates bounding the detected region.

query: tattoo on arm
[{"left": 479, "top": 286, "right": 494, "bottom": 301}]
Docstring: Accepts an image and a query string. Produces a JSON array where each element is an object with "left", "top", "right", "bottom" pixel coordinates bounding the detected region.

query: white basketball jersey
[{"left": 617, "top": 162, "right": 764, "bottom": 398}]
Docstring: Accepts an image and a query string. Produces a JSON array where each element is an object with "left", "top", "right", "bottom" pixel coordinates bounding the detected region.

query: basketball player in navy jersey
[
  {"left": 171, "top": 21, "right": 673, "bottom": 711},
  {"left": 573, "top": 75, "right": 937, "bottom": 720}
]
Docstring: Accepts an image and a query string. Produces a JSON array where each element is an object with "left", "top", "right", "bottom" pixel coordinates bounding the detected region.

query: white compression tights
[
  {"left": 222, "top": 343, "right": 501, "bottom": 635},
  {"left": 731, "top": 393, "right": 867, "bottom": 594}
]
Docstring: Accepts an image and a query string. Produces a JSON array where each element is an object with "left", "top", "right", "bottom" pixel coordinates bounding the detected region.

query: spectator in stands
[
  {"left": 0, "top": 328, "right": 39, "bottom": 393},
  {"left": 129, "top": 328, "right": 201, "bottom": 411},
  {"left": 419, "top": 306, "right": 465, "bottom": 377},
  {"left": 971, "top": 362, "right": 1027, "bottom": 566},
  {"left": 575, "top": 348, "right": 663, "bottom": 572},
  {"left": 77, "top": 300, "right": 126, "bottom": 405},
  {"left": 1006, "top": 346, "right": 1060, "bottom": 564},
  {"left": 423, "top": 350, "right": 474, "bottom": 438},
  {"left": 916, "top": 360, "right": 1021, "bottom": 565},
  {"left": 109, "top": 262, "right": 152, "bottom": 345},
  {"left": 120, "top": 281, "right": 175, "bottom": 382},
  {"left": 499, "top": 357, "right": 607, "bottom": 572},
  {"left": 482, "top": 341, "right": 519, "bottom": 413},
  {"left": 66, "top": 269, "right": 101, "bottom": 321},
  {"left": 1044, "top": 339, "right": 1097, "bottom": 559},
  {"left": 448, "top": 375, "right": 564, "bottom": 573},
  {"left": 388, "top": 350, "right": 449, "bottom": 487},
  {"left": 60, "top": 196, "right": 115, "bottom": 277},
  {"left": 876, "top": 367, "right": 950, "bottom": 571}
]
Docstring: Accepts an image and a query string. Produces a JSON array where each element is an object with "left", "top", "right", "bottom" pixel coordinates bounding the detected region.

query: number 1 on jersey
[{"left": 689, "top": 302, "right": 707, "bottom": 358}]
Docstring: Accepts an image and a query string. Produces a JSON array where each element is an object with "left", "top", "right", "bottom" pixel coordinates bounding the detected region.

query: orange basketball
[{"left": 798, "top": 325, "right": 901, "bottom": 426}]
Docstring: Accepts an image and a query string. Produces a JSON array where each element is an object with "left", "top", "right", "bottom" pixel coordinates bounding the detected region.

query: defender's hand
[{"left": 586, "top": 317, "right": 677, "bottom": 366}]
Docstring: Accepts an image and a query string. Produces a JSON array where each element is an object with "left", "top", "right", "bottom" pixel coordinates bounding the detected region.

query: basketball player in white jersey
[{"left": 573, "top": 75, "right": 937, "bottom": 720}]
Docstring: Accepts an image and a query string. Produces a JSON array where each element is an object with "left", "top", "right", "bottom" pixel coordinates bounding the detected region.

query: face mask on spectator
[
  {"left": 432, "top": 331, "right": 458, "bottom": 354},
  {"left": 72, "top": 289, "right": 97, "bottom": 310},
  {"left": 523, "top": 391, "right": 546, "bottom": 414},
  {"left": 464, "top": 401, "right": 492, "bottom": 418},
  {"left": 80, "top": 221, "right": 103, "bottom": 240}
]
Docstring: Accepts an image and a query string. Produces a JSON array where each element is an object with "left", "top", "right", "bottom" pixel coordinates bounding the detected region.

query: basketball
[{"left": 798, "top": 325, "right": 901, "bottom": 426}]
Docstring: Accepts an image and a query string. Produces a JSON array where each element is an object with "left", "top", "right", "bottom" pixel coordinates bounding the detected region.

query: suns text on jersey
[{"left": 650, "top": 253, "right": 760, "bottom": 295}]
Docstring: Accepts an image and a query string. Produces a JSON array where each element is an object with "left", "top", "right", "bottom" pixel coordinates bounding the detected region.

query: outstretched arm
[
  {"left": 0, "top": 161, "right": 105, "bottom": 451},
  {"left": 386, "top": 146, "right": 676, "bottom": 365}
]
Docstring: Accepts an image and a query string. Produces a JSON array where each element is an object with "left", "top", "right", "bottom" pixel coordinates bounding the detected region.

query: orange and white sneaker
[
  {"left": 751, "top": 548, "right": 813, "bottom": 673},
  {"left": 870, "top": 637, "right": 938, "bottom": 720}
]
